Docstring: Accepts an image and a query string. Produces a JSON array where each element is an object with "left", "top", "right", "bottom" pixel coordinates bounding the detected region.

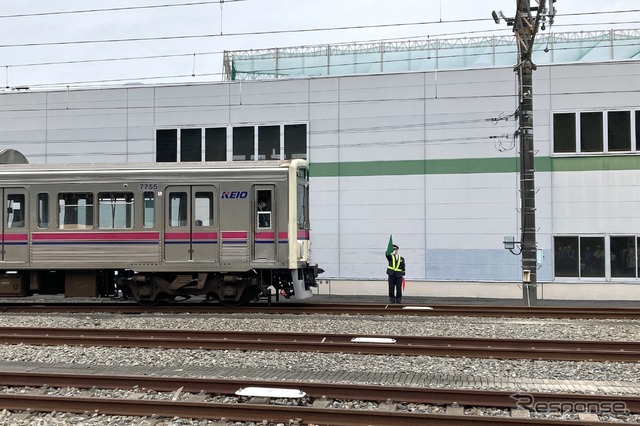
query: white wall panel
[{"left": 0, "top": 60, "right": 638, "bottom": 284}]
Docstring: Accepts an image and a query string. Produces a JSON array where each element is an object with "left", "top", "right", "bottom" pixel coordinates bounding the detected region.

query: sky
[{"left": 0, "top": 0, "right": 638, "bottom": 89}]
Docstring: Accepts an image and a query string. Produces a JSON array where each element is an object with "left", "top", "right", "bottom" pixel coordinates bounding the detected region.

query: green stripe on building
[{"left": 309, "top": 155, "right": 640, "bottom": 177}]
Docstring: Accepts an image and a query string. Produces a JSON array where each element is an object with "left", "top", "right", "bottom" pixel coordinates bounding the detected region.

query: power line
[
  {"left": 0, "top": 1, "right": 246, "bottom": 19},
  {"left": 0, "top": 9, "right": 638, "bottom": 50},
  {"left": 0, "top": 2, "right": 636, "bottom": 23},
  {"left": 4, "top": 35, "right": 640, "bottom": 89},
  {"left": 5, "top": 25, "right": 639, "bottom": 70}
]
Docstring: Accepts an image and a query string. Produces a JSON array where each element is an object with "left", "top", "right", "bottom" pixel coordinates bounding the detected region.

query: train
[{"left": 0, "top": 152, "right": 321, "bottom": 305}]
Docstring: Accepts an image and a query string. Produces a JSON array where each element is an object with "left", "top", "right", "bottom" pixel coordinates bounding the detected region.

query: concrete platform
[{"left": 311, "top": 279, "right": 640, "bottom": 306}]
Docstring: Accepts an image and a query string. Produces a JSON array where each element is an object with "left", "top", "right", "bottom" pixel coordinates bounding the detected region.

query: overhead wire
[
  {"left": 0, "top": 8, "right": 638, "bottom": 50},
  {"left": 5, "top": 36, "right": 640, "bottom": 90},
  {"left": 0, "top": 1, "right": 247, "bottom": 19},
  {"left": 0, "top": 4, "right": 637, "bottom": 88}
]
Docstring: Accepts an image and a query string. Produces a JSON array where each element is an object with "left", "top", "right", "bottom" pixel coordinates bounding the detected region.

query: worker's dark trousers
[{"left": 388, "top": 275, "right": 402, "bottom": 303}]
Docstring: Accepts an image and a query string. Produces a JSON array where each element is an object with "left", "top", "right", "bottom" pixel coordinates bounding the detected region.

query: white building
[{"left": 2, "top": 29, "right": 640, "bottom": 300}]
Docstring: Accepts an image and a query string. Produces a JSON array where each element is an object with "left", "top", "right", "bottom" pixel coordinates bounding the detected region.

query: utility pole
[{"left": 493, "top": 1, "right": 556, "bottom": 305}]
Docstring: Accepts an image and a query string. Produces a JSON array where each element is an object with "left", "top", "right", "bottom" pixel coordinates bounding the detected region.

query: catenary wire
[
  {"left": 5, "top": 37, "right": 640, "bottom": 90},
  {"left": 0, "top": 1, "right": 247, "bottom": 19},
  {"left": 0, "top": 8, "right": 638, "bottom": 50}
]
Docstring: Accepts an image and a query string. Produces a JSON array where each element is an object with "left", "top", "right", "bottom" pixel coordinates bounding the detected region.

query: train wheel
[{"left": 218, "top": 287, "right": 259, "bottom": 307}]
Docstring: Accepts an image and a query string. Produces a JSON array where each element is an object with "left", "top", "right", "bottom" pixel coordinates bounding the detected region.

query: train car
[{"left": 0, "top": 155, "right": 321, "bottom": 305}]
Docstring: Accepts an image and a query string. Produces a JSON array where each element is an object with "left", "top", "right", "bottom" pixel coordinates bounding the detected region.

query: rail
[{"left": 0, "top": 327, "right": 638, "bottom": 362}]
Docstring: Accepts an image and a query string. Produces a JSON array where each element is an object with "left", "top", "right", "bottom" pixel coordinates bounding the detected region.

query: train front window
[
  {"left": 98, "top": 192, "right": 134, "bottom": 229},
  {"left": 297, "top": 180, "right": 308, "bottom": 230},
  {"left": 58, "top": 193, "right": 94, "bottom": 230}
]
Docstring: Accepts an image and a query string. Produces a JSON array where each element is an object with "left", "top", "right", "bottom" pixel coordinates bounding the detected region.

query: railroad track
[
  {"left": 1, "top": 370, "right": 638, "bottom": 413},
  {"left": 0, "top": 393, "right": 610, "bottom": 426},
  {"left": 0, "top": 371, "right": 635, "bottom": 425},
  {"left": 1, "top": 301, "right": 640, "bottom": 318},
  {"left": 0, "top": 326, "right": 638, "bottom": 362}
]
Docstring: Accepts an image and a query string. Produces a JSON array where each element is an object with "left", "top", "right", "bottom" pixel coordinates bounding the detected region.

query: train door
[
  {"left": 164, "top": 186, "right": 218, "bottom": 263},
  {"left": 252, "top": 186, "right": 277, "bottom": 262},
  {"left": 0, "top": 188, "right": 29, "bottom": 264}
]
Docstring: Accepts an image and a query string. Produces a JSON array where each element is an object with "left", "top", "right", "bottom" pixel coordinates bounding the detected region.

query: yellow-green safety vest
[{"left": 387, "top": 254, "right": 402, "bottom": 272}]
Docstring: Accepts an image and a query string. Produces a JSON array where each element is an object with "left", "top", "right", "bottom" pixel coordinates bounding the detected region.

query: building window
[
  {"left": 181, "top": 129, "right": 202, "bottom": 162},
  {"left": 58, "top": 193, "right": 94, "bottom": 230},
  {"left": 580, "top": 236, "right": 605, "bottom": 277},
  {"left": 156, "top": 129, "right": 177, "bottom": 162},
  {"left": 205, "top": 128, "right": 227, "bottom": 161},
  {"left": 259, "top": 125, "right": 280, "bottom": 160},
  {"left": 636, "top": 111, "right": 640, "bottom": 150},
  {"left": 98, "top": 192, "right": 134, "bottom": 229},
  {"left": 580, "top": 112, "right": 603, "bottom": 153},
  {"left": 233, "top": 126, "right": 254, "bottom": 161},
  {"left": 608, "top": 111, "right": 631, "bottom": 152},
  {"left": 284, "top": 124, "right": 307, "bottom": 159},
  {"left": 553, "top": 110, "right": 638, "bottom": 154},
  {"left": 553, "top": 113, "right": 576, "bottom": 153},
  {"left": 610, "top": 236, "right": 636, "bottom": 278},
  {"left": 554, "top": 236, "right": 579, "bottom": 277}
]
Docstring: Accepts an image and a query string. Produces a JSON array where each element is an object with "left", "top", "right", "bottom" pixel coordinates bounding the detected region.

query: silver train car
[{"left": 0, "top": 158, "right": 321, "bottom": 304}]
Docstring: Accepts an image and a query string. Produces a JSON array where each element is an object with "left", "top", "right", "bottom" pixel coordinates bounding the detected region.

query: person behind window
[{"left": 257, "top": 196, "right": 271, "bottom": 227}]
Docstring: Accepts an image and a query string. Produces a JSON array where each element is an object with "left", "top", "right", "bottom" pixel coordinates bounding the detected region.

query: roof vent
[{"left": 0, "top": 149, "right": 28, "bottom": 164}]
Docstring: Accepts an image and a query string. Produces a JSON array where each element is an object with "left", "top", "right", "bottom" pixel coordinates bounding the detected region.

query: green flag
[{"left": 386, "top": 235, "right": 394, "bottom": 256}]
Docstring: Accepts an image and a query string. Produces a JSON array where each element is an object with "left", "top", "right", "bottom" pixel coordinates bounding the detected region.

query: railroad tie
[
  {"left": 578, "top": 413, "right": 600, "bottom": 422},
  {"left": 445, "top": 403, "right": 465, "bottom": 416},
  {"left": 511, "top": 409, "right": 531, "bottom": 418},
  {"left": 311, "top": 396, "right": 331, "bottom": 408},
  {"left": 376, "top": 399, "right": 396, "bottom": 412}
]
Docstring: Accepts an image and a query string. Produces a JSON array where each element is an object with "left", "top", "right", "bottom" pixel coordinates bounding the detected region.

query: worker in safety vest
[{"left": 385, "top": 239, "right": 406, "bottom": 304}]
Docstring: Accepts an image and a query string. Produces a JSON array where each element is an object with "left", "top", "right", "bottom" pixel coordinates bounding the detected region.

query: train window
[
  {"left": 296, "top": 167, "right": 308, "bottom": 179},
  {"left": 58, "top": 193, "right": 94, "bottom": 230},
  {"left": 98, "top": 192, "right": 134, "bottom": 229},
  {"left": 194, "top": 192, "right": 214, "bottom": 226},
  {"left": 257, "top": 190, "right": 271, "bottom": 228},
  {"left": 6, "top": 194, "right": 25, "bottom": 228},
  {"left": 143, "top": 192, "right": 155, "bottom": 228},
  {"left": 169, "top": 192, "right": 188, "bottom": 227},
  {"left": 296, "top": 182, "right": 308, "bottom": 230},
  {"left": 37, "top": 193, "right": 49, "bottom": 229}
]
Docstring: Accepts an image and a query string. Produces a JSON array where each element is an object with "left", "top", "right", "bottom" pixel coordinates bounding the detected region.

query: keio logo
[{"left": 221, "top": 191, "right": 248, "bottom": 199}]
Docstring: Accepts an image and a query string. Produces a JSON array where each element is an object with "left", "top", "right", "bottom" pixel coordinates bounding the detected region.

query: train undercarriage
[
  {"left": 117, "top": 265, "right": 322, "bottom": 305},
  {"left": 0, "top": 265, "right": 321, "bottom": 306}
]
